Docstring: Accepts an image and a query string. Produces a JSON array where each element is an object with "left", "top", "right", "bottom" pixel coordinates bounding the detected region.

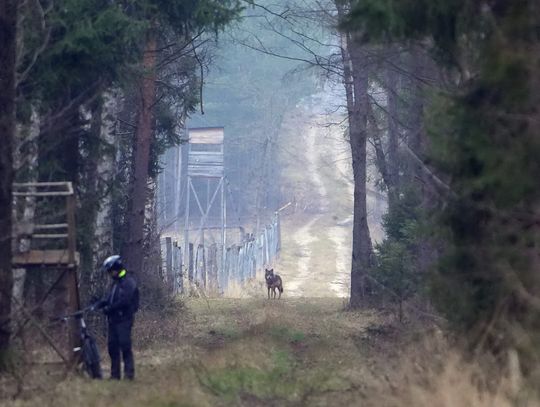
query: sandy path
[
  {"left": 322, "top": 117, "right": 353, "bottom": 297},
  {"left": 327, "top": 225, "right": 351, "bottom": 297},
  {"left": 286, "top": 216, "right": 321, "bottom": 296},
  {"left": 305, "top": 124, "right": 329, "bottom": 211},
  {"left": 279, "top": 104, "right": 353, "bottom": 298}
]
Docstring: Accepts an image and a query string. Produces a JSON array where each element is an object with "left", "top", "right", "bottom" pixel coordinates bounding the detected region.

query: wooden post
[
  {"left": 203, "top": 245, "right": 207, "bottom": 288},
  {"left": 176, "top": 245, "right": 183, "bottom": 294},
  {"left": 67, "top": 267, "right": 81, "bottom": 363},
  {"left": 196, "top": 244, "right": 206, "bottom": 288},
  {"left": 221, "top": 175, "right": 226, "bottom": 293},
  {"left": 174, "top": 146, "right": 183, "bottom": 232},
  {"left": 171, "top": 244, "right": 178, "bottom": 294},
  {"left": 188, "top": 243, "right": 194, "bottom": 283},
  {"left": 65, "top": 191, "right": 80, "bottom": 361},
  {"left": 275, "top": 212, "right": 281, "bottom": 255},
  {"left": 208, "top": 244, "right": 218, "bottom": 293},
  {"left": 165, "top": 237, "right": 173, "bottom": 293},
  {"left": 66, "top": 194, "right": 76, "bottom": 265},
  {"left": 223, "top": 247, "right": 230, "bottom": 290},
  {"left": 184, "top": 174, "right": 191, "bottom": 286},
  {"left": 232, "top": 245, "right": 239, "bottom": 282}
]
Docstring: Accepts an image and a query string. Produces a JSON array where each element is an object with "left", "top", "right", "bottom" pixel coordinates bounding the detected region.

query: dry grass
[
  {"left": 222, "top": 275, "right": 266, "bottom": 299},
  {"left": 1, "top": 298, "right": 538, "bottom": 406}
]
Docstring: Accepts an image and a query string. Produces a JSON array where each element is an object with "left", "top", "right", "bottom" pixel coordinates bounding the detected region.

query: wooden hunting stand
[
  {"left": 11, "top": 182, "right": 81, "bottom": 368},
  {"left": 184, "top": 127, "right": 227, "bottom": 291}
]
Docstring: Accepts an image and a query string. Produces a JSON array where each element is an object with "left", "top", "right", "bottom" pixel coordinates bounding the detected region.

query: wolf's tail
[{"left": 280, "top": 285, "right": 284, "bottom": 293}]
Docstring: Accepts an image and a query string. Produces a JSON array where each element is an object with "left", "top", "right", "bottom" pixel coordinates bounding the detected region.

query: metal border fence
[{"left": 161, "top": 212, "right": 281, "bottom": 295}]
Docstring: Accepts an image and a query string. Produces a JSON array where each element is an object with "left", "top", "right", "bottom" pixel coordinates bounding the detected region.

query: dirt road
[{"left": 277, "top": 105, "right": 353, "bottom": 298}]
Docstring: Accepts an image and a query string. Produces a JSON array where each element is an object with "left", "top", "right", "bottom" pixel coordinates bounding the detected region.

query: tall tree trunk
[
  {"left": 143, "top": 178, "right": 164, "bottom": 290},
  {"left": 371, "top": 60, "right": 401, "bottom": 209},
  {"left": 348, "top": 39, "right": 373, "bottom": 307},
  {"left": 78, "top": 91, "right": 120, "bottom": 301},
  {"left": 0, "top": 0, "right": 17, "bottom": 356},
  {"left": 336, "top": 1, "right": 373, "bottom": 307},
  {"left": 93, "top": 91, "right": 119, "bottom": 285},
  {"left": 385, "top": 64, "right": 400, "bottom": 207},
  {"left": 406, "top": 47, "right": 438, "bottom": 280},
  {"left": 79, "top": 101, "right": 102, "bottom": 303},
  {"left": 123, "top": 31, "right": 157, "bottom": 274},
  {"left": 12, "top": 107, "right": 40, "bottom": 320}
]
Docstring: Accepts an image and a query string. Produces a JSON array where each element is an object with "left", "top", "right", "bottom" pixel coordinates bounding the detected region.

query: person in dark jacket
[{"left": 100, "top": 255, "right": 139, "bottom": 380}]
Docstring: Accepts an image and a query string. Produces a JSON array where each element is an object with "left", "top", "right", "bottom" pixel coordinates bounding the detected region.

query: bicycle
[{"left": 54, "top": 304, "right": 103, "bottom": 379}]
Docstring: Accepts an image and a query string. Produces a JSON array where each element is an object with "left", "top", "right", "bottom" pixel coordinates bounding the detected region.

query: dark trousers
[{"left": 108, "top": 318, "right": 134, "bottom": 379}]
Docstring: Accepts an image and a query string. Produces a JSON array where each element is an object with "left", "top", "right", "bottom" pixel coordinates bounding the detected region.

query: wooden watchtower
[
  {"left": 183, "top": 127, "right": 226, "bottom": 290},
  {"left": 12, "top": 182, "right": 81, "bottom": 367}
]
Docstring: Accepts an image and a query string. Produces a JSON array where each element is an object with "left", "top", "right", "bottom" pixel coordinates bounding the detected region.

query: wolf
[{"left": 265, "top": 268, "right": 283, "bottom": 299}]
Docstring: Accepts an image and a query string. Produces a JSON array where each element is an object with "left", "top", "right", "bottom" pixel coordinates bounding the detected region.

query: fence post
[
  {"left": 173, "top": 242, "right": 179, "bottom": 294},
  {"left": 202, "top": 245, "right": 207, "bottom": 288},
  {"left": 195, "top": 244, "right": 201, "bottom": 287},
  {"left": 207, "top": 215, "right": 283, "bottom": 294},
  {"left": 178, "top": 245, "right": 184, "bottom": 294},
  {"left": 188, "top": 243, "right": 194, "bottom": 284},
  {"left": 232, "top": 245, "right": 239, "bottom": 283},
  {"left": 223, "top": 247, "right": 230, "bottom": 291},
  {"left": 239, "top": 245, "right": 245, "bottom": 284},
  {"left": 165, "top": 237, "right": 173, "bottom": 292},
  {"left": 256, "top": 235, "right": 263, "bottom": 273},
  {"left": 275, "top": 212, "right": 281, "bottom": 255},
  {"left": 208, "top": 244, "right": 218, "bottom": 294},
  {"left": 264, "top": 227, "right": 270, "bottom": 265},
  {"left": 249, "top": 241, "right": 256, "bottom": 278}
]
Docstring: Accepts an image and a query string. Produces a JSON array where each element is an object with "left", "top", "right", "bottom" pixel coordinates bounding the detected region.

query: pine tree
[
  {"left": 0, "top": 0, "right": 18, "bottom": 362},
  {"left": 123, "top": 0, "right": 242, "bottom": 275},
  {"left": 344, "top": 0, "right": 540, "bottom": 368}
]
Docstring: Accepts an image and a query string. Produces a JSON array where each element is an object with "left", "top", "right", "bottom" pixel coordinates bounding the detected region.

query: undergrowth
[{"left": 1, "top": 298, "right": 538, "bottom": 406}]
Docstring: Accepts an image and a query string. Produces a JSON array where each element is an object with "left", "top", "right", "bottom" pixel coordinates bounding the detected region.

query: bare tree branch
[
  {"left": 16, "top": 0, "right": 53, "bottom": 87},
  {"left": 191, "top": 39, "right": 205, "bottom": 115}
]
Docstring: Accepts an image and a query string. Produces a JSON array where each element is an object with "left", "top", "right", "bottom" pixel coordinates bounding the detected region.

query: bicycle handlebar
[{"left": 52, "top": 302, "right": 103, "bottom": 322}]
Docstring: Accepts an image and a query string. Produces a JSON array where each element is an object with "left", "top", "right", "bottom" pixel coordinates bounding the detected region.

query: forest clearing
[{"left": 1, "top": 296, "right": 527, "bottom": 407}]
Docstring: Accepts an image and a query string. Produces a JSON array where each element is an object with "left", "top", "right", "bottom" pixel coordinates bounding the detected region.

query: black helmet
[{"left": 102, "top": 255, "right": 124, "bottom": 272}]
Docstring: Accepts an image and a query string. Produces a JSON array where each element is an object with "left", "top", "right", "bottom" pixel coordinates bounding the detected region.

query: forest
[{"left": 0, "top": 0, "right": 539, "bottom": 405}]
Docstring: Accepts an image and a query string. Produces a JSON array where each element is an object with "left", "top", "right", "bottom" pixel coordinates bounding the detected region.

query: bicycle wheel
[{"left": 82, "top": 336, "right": 102, "bottom": 379}]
